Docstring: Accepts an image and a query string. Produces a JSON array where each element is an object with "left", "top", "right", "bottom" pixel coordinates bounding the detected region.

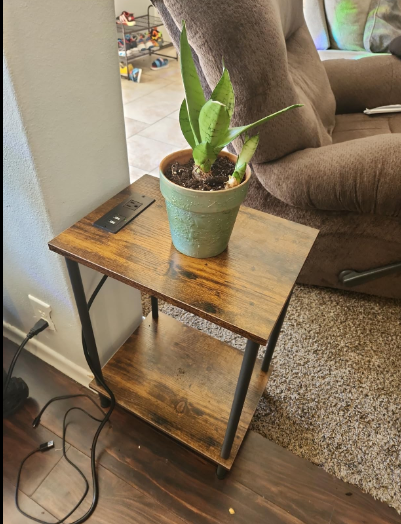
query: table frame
[{"left": 65, "top": 257, "right": 291, "bottom": 479}]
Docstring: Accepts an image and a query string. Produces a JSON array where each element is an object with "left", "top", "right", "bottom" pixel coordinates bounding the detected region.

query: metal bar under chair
[{"left": 339, "top": 262, "right": 401, "bottom": 287}]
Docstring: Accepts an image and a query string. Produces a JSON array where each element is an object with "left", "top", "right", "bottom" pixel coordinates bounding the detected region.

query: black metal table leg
[
  {"left": 216, "top": 339, "right": 259, "bottom": 478},
  {"left": 216, "top": 465, "right": 228, "bottom": 480},
  {"left": 261, "top": 291, "right": 292, "bottom": 373},
  {"left": 65, "top": 258, "right": 110, "bottom": 408},
  {"left": 151, "top": 296, "right": 159, "bottom": 320}
]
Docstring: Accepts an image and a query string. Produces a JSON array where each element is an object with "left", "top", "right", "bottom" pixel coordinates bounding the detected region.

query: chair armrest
[
  {"left": 323, "top": 55, "right": 401, "bottom": 114},
  {"left": 253, "top": 134, "right": 401, "bottom": 217}
]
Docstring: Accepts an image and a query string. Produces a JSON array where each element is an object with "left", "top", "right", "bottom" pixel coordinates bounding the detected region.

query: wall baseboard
[{"left": 3, "top": 321, "right": 93, "bottom": 388}]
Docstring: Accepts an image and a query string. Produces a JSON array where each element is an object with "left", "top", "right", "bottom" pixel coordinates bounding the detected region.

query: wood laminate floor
[{"left": 3, "top": 338, "right": 400, "bottom": 524}]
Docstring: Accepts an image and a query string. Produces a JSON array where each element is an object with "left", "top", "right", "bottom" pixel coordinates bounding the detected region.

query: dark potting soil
[{"left": 165, "top": 156, "right": 238, "bottom": 191}]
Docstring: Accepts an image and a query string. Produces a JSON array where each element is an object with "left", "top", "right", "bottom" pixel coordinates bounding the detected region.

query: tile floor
[{"left": 121, "top": 48, "right": 185, "bottom": 182}]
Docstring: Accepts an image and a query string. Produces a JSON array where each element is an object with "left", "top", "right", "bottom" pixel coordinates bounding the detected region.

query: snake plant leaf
[
  {"left": 211, "top": 68, "right": 235, "bottom": 119},
  {"left": 199, "top": 100, "right": 230, "bottom": 146},
  {"left": 216, "top": 104, "right": 303, "bottom": 149},
  {"left": 236, "top": 134, "right": 259, "bottom": 167},
  {"left": 180, "top": 21, "right": 206, "bottom": 144},
  {"left": 179, "top": 99, "right": 197, "bottom": 149},
  {"left": 232, "top": 162, "right": 246, "bottom": 184},
  {"left": 193, "top": 141, "right": 219, "bottom": 173},
  {"left": 232, "top": 134, "right": 260, "bottom": 183}
]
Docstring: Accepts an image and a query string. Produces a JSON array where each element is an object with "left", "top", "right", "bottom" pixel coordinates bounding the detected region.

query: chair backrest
[{"left": 153, "top": 0, "right": 336, "bottom": 163}]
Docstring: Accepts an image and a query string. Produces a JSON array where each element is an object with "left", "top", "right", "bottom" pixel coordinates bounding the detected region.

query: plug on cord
[
  {"left": 28, "top": 319, "right": 49, "bottom": 339},
  {"left": 39, "top": 441, "right": 55, "bottom": 452},
  {"left": 3, "top": 318, "right": 50, "bottom": 420}
]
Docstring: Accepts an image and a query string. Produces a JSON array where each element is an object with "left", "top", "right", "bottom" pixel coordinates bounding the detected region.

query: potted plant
[{"left": 160, "top": 22, "right": 302, "bottom": 258}]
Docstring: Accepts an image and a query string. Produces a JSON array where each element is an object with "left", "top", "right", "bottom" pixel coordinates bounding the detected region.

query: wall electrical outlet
[{"left": 28, "top": 295, "right": 56, "bottom": 331}]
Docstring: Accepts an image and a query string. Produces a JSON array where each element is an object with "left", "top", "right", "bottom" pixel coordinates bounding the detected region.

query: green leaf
[
  {"left": 232, "top": 134, "right": 260, "bottom": 183},
  {"left": 236, "top": 134, "right": 259, "bottom": 167},
  {"left": 193, "top": 141, "right": 218, "bottom": 173},
  {"left": 179, "top": 99, "right": 196, "bottom": 149},
  {"left": 211, "top": 68, "right": 235, "bottom": 119},
  {"left": 180, "top": 21, "right": 206, "bottom": 144},
  {"left": 232, "top": 163, "right": 247, "bottom": 184},
  {"left": 216, "top": 104, "right": 303, "bottom": 149},
  {"left": 199, "top": 100, "right": 230, "bottom": 146}
]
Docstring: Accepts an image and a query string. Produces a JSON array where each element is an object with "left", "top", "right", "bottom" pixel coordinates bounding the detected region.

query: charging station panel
[{"left": 93, "top": 193, "right": 155, "bottom": 233}]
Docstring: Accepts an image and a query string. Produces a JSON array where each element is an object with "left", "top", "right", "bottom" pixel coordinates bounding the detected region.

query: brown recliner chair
[{"left": 152, "top": 0, "right": 401, "bottom": 299}]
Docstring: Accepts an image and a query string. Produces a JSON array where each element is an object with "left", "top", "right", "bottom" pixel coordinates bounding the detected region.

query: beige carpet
[{"left": 142, "top": 285, "right": 401, "bottom": 513}]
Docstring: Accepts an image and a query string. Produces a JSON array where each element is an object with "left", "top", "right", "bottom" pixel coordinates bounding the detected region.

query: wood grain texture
[
  {"left": 4, "top": 339, "right": 399, "bottom": 524},
  {"left": 3, "top": 402, "right": 67, "bottom": 497},
  {"left": 48, "top": 175, "right": 318, "bottom": 344},
  {"left": 235, "top": 432, "right": 401, "bottom": 524},
  {"left": 32, "top": 446, "right": 185, "bottom": 524},
  {"left": 3, "top": 478, "right": 57, "bottom": 524},
  {"left": 90, "top": 311, "right": 271, "bottom": 469}
]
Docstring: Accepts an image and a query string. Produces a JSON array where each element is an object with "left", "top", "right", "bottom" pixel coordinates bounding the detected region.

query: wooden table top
[{"left": 49, "top": 175, "right": 318, "bottom": 345}]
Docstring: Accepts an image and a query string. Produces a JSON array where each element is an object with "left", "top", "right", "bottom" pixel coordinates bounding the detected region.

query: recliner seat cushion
[{"left": 332, "top": 112, "right": 401, "bottom": 143}]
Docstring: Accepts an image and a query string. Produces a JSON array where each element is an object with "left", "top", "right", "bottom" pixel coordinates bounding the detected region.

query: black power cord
[
  {"left": 15, "top": 275, "right": 116, "bottom": 523},
  {"left": 3, "top": 318, "right": 50, "bottom": 404}
]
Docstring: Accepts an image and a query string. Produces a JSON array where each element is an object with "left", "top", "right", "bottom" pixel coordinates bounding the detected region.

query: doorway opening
[{"left": 115, "top": 1, "right": 185, "bottom": 183}]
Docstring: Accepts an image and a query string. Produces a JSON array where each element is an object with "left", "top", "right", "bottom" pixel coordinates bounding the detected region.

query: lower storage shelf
[{"left": 90, "top": 311, "right": 270, "bottom": 469}]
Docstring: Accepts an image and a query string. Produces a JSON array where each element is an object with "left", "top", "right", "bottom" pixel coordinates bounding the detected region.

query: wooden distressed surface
[
  {"left": 90, "top": 312, "right": 271, "bottom": 469},
  {"left": 49, "top": 175, "right": 318, "bottom": 345}
]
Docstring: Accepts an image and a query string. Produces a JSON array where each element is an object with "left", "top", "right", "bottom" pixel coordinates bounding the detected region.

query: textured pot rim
[{"left": 159, "top": 149, "right": 251, "bottom": 194}]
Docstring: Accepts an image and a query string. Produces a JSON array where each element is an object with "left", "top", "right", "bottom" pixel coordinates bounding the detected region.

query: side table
[{"left": 49, "top": 175, "right": 317, "bottom": 478}]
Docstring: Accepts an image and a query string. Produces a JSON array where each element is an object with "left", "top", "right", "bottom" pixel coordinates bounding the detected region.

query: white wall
[{"left": 3, "top": 0, "right": 143, "bottom": 386}]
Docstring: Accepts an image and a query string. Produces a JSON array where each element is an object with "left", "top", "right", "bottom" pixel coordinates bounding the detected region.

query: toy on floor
[
  {"left": 120, "top": 62, "right": 134, "bottom": 76},
  {"left": 129, "top": 68, "right": 142, "bottom": 83},
  {"left": 151, "top": 58, "right": 169, "bottom": 70}
]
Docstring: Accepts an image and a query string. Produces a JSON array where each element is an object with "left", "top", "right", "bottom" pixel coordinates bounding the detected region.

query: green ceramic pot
[{"left": 160, "top": 149, "right": 251, "bottom": 258}]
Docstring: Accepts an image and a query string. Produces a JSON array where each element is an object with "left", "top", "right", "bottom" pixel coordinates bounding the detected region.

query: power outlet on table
[{"left": 28, "top": 295, "right": 56, "bottom": 331}]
